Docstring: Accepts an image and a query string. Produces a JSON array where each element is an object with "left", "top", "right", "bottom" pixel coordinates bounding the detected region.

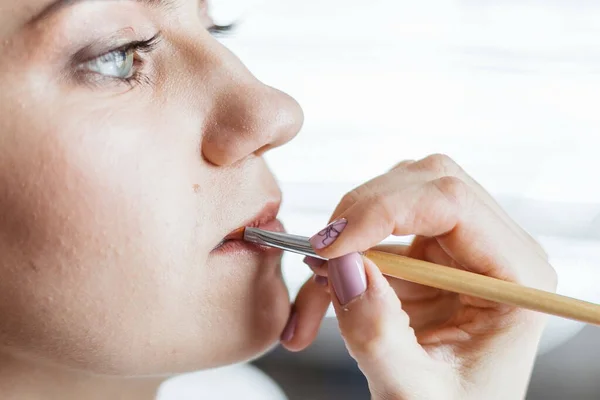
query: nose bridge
[{"left": 198, "top": 42, "right": 303, "bottom": 166}]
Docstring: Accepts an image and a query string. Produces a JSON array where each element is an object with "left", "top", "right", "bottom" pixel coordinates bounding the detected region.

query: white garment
[{"left": 156, "top": 364, "right": 287, "bottom": 400}]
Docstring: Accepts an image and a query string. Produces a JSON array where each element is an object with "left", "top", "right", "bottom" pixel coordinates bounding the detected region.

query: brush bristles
[{"left": 225, "top": 227, "right": 246, "bottom": 241}]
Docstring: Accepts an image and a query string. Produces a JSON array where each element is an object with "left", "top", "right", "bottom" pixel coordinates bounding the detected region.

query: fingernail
[
  {"left": 329, "top": 253, "right": 366, "bottom": 305},
  {"left": 314, "top": 275, "right": 329, "bottom": 286},
  {"left": 309, "top": 218, "right": 348, "bottom": 250},
  {"left": 303, "top": 256, "right": 326, "bottom": 269},
  {"left": 280, "top": 309, "right": 298, "bottom": 342}
]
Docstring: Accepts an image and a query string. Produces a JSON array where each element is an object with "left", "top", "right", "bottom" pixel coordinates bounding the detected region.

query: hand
[{"left": 281, "top": 154, "right": 557, "bottom": 400}]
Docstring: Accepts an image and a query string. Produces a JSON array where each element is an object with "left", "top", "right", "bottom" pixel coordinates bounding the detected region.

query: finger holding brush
[{"left": 286, "top": 155, "right": 557, "bottom": 400}]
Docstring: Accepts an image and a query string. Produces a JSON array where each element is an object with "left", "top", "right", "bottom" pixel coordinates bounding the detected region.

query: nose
[{"left": 200, "top": 51, "right": 304, "bottom": 166}]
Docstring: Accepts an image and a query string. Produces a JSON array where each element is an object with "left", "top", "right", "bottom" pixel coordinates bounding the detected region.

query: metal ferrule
[{"left": 243, "top": 228, "right": 328, "bottom": 260}]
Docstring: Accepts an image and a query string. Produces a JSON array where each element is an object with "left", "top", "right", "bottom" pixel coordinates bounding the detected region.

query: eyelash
[
  {"left": 208, "top": 24, "right": 235, "bottom": 36},
  {"left": 94, "top": 32, "right": 162, "bottom": 88},
  {"left": 84, "top": 25, "right": 234, "bottom": 89}
]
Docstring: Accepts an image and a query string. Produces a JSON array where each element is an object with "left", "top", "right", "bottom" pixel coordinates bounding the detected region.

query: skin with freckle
[{"left": 0, "top": 0, "right": 303, "bottom": 379}]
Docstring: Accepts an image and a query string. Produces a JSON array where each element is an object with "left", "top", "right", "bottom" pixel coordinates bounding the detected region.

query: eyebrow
[{"left": 30, "top": 0, "right": 173, "bottom": 24}]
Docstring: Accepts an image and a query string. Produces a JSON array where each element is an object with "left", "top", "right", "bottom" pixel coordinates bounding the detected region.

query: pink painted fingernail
[
  {"left": 314, "top": 275, "right": 329, "bottom": 286},
  {"left": 309, "top": 218, "right": 348, "bottom": 250},
  {"left": 303, "top": 256, "right": 326, "bottom": 269},
  {"left": 280, "top": 308, "right": 298, "bottom": 342},
  {"left": 329, "top": 253, "right": 366, "bottom": 305}
]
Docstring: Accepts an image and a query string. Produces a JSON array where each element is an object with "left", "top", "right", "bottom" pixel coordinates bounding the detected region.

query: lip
[
  {"left": 212, "top": 203, "right": 286, "bottom": 254},
  {"left": 233, "top": 202, "right": 282, "bottom": 233}
]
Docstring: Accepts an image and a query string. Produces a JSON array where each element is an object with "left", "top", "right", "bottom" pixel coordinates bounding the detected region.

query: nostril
[{"left": 255, "top": 144, "right": 273, "bottom": 157}]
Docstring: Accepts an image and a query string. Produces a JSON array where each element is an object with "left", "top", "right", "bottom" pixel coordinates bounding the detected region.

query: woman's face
[{"left": 0, "top": 0, "right": 303, "bottom": 375}]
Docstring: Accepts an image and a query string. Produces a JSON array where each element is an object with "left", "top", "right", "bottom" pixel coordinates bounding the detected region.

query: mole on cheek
[{"left": 193, "top": 184, "right": 200, "bottom": 193}]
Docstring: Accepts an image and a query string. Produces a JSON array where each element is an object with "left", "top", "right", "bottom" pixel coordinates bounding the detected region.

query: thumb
[{"left": 329, "top": 254, "right": 451, "bottom": 399}]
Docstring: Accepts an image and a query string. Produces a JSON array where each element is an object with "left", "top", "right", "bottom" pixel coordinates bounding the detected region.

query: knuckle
[
  {"left": 418, "top": 153, "right": 459, "bottom": 176},
  {"left": 341, "top": 289, "right": 402, "bottom": 361},
  {"left": 341, "top": 190, "right": 359, "bottom": 205},
  {"left": 342, "top": 182, "right": 377, "bottom": 206},
  {"left": 431, "top": 176, "right": 470, "bottom": 208},
  {"left": 338, "top": 188, "right": 363, "bottom": 211},
  {"left": 369, "top": 193, "right": 396, "bottom": 233},
  {"left": 344, "top": 324, "right": 388, "bottom": 360},
  {"left": 345, "top": 184, "right": 396, "bottom": 231},
  {"left": 390, "top": 159, "right": 415, "bottom": 171}
]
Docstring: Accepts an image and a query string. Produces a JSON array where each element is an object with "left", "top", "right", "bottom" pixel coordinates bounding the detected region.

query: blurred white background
[
  {"left": 213, "top": 0, "right": 600, "bottom": 202},
  {"left": 209, "top": 1, "right": 600, "bottom": 398}
]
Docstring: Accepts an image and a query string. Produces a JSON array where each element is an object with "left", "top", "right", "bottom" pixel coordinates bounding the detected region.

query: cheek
[
  {"left": 0, "top": 119, "right": 213, "bottom": 372},
  {"left": 0, "top": 98, "right": 289, "bottom": 373}
]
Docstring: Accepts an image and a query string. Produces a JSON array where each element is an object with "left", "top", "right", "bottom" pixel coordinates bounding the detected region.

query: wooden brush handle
[{"left": 364, "top": 250, "right": 600, "bottom": 326}]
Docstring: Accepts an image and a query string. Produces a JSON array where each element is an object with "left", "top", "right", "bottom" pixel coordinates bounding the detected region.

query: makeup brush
[{"left": 231, "top": 227, "right": 600, "bottom": 326}]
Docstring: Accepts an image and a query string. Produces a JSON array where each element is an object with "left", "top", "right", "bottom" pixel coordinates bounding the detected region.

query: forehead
[
  {"left": 0, "top": 0, "right": 42, "bottom": 33},
  {"left": 0, "top": 0, "right": 186, "bottom": 37},
  {"left": 0, "top": 0, "right": 68, "bottom": 38}
]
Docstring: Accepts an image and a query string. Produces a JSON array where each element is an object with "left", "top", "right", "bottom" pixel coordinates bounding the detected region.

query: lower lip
[{"left": 212, "top": 219, "right": 286, "bottom": 255}]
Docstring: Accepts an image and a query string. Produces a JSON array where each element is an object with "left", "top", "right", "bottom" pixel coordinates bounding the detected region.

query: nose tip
[
  {"left": 202, "top": 82, "right": 304, "bottom": 166},
  {"left": 259, "top": 87, "right": 304, "bottom": 153}
]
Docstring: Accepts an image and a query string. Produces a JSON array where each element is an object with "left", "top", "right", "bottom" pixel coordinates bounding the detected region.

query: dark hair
[{"left": 208, "top": 24, "right": 235, "bottom": 36}]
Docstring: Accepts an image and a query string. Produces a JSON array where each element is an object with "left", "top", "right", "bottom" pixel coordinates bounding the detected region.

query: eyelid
[
  {"left": 71, "top": 31, "right": 162, "bottom": 66},
  {"left": 110, "top": 33, "right": 162, "bottom": 57}
]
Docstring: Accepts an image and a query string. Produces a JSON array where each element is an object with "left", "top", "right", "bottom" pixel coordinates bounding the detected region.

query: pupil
[{"left": 114, "top": 51, "right": 127, "bottom": 68}]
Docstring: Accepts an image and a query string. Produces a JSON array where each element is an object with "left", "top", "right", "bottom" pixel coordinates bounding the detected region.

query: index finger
[{"left": 310, "top": 177, "right": 551, "bottom": 288}]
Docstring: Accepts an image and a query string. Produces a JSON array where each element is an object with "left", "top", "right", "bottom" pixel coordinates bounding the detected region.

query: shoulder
[{"left": 157, "top": 363, "right": 287, "bottom": 400}]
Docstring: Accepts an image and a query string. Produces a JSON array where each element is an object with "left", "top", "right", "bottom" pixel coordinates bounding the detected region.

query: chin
[
  {"left": 104, "top": 256, "right": 291, "bottom": 376},
  {"left": 87, "top": 280, "right": 290, "bottom": 377}
]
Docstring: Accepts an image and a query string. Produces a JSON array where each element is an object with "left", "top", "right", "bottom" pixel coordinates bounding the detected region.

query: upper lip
[{"left": 224, "top": 201, "right": 281, "bottom": 240}]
